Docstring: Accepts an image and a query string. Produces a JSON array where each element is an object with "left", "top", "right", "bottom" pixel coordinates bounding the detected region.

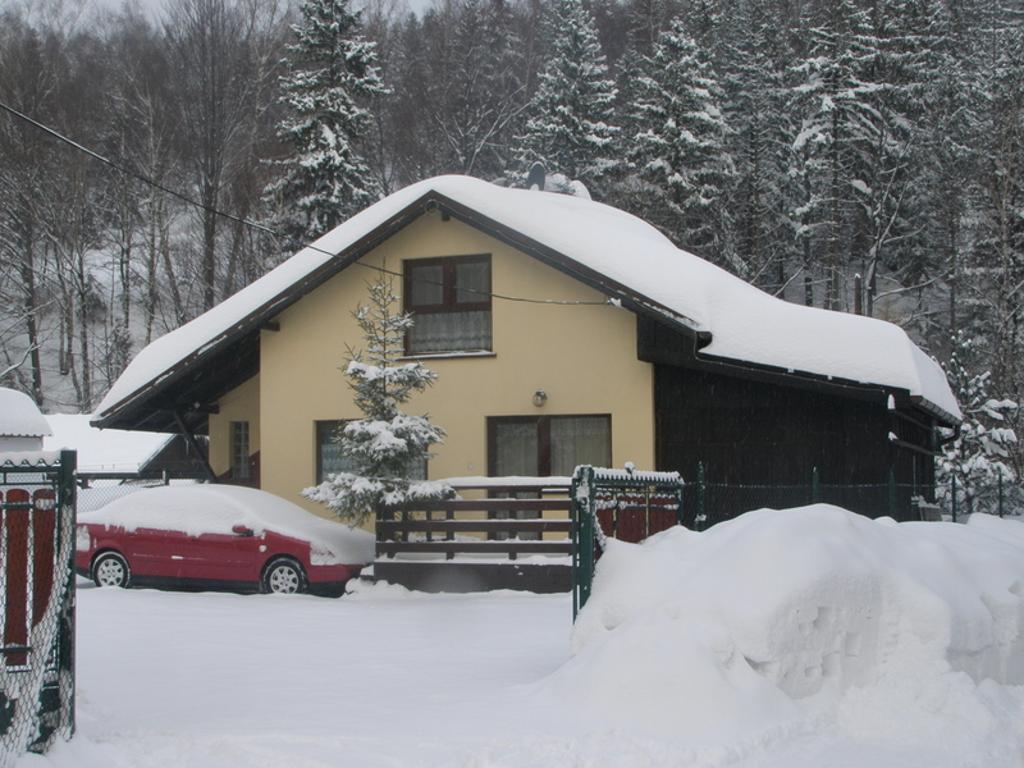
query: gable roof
[{"left": 92, "top": 175, "right": 960, "bottom": 428}]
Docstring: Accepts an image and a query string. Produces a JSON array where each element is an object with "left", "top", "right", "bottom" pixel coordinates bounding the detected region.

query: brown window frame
[
  {"left": 316, "top": 420, "right": 350, "bottom": 485},
  {"left": 486, "top": 414, "right": 613, "bottom": 477},
  {"left": 403, "top": 254, "right": 492, "bottom": 355},
  {"left": 316, "top": 419, "right": 428, "bottom": 484},
  {"left": 230, "top": 421, "right": 251, "bottom": 481}
]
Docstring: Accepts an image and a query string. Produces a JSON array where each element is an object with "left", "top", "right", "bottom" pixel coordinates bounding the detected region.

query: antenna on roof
[{"left": 526, "top": 162, "right": 545, "bottom": 191}]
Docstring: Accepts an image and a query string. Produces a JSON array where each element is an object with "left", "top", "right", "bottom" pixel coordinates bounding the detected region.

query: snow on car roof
[
  {"left": 0, "top": 386, "right": 52, "bottom": 437},
  {"left": 93, "top": 175, "right": 960, "bottom": 422},
  {"left": 81, "top": 485, "right": 374, "bottom": 564}
]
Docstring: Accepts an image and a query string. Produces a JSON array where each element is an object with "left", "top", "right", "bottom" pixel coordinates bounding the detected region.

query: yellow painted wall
[
  {"left": 252, "top": 209, "right": 655, "bottom": 519},
  {"left": 208, "top": 374, "right": 261, "bottom": 477}
]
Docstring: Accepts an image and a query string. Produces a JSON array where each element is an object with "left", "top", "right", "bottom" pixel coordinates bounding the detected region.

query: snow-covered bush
[
  {"left": 302, "top": 275, "right": 453, "bottom": 526},
  {"left": 937, "top": 331, "right": 1018, "bottom": 515}
]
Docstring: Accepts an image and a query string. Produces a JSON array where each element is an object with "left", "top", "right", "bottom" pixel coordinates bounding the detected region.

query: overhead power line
[{"left": 0, "top": 100, "right": 612, "bottom": 308}]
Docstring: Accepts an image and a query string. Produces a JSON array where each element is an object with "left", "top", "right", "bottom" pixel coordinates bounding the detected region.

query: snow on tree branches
[
  {"left": 267, "top": 0, "right": 389, "bottom": 246},
  {"left": 303, "top": 275, "right": 453, "bottom": 526},
  {"left": 627, "top": 16, "right": 734, "bottom": 267},
  {"left": 515, "top": 0, "right": 620, "bottom": 192},
  {"left": 938, "top": 331, "right": 1018, "bottom": 515}
]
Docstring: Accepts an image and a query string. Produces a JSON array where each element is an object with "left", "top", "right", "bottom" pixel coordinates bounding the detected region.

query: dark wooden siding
[
  {"left": 654, "top": 363, "right": 891, "bottom": 484},
  {"left": 653, "top": 364, "right": 937, "bottom": 521}
]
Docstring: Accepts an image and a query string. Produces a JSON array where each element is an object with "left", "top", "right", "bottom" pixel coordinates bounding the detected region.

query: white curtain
[
  {"left": 550, "top": 417, "right": 611, "bottom": 476},
  {"left": 408, "top": 311, "right": 491, "bottom": 353}
]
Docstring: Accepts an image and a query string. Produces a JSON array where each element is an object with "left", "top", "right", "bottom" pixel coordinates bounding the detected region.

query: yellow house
[{"left": 92, "top": 176, "right": 959, "bottom": 535}]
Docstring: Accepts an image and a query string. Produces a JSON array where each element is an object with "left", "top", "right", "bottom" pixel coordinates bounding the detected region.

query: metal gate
[
  {"left": 0, "top": 450, "right": 76, "bottom": 768},
  {"left": 571, "top": 465, "right": 683, "bottom": 619}
]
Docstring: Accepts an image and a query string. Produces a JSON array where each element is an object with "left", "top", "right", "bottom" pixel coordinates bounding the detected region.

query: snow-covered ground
[{"left": 15, "top": 507, "right": 1024, "bottom": 768}]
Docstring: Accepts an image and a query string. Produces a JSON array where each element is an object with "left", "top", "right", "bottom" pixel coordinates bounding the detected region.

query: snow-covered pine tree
[
  {"left": 787, "top": 0, "right": 883, "bottom": 309},
  {"left": 515, "top": 0, "right": 620, "bottom": 192},
  {"left": 938, "top": 330, "right": 1018, "bottom": 515},
  {"left": 719, "top": 0, "right": 790, "bottom": 290},
  {"left": 267, "top": 0, "right": 389, "bottom": 247},
  {"left": 303, "top": 274, "right": 453, "bottom": 527},
  {"left": 627, "top": 16, "right": 735, "bottom": 268}
]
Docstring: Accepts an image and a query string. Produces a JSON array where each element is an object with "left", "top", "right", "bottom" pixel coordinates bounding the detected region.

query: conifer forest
[{"left": 1, "top": 0, "right": 1023, "bottom": 495}]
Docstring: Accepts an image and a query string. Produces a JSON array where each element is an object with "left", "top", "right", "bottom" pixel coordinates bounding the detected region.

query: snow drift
[{"left": 545, "top": 505, "right": 1024, "bottom": 756}]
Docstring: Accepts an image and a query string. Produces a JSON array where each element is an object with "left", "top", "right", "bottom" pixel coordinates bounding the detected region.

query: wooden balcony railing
[{"left": 376, "top": 479, "right": 572, "bottom": 561}]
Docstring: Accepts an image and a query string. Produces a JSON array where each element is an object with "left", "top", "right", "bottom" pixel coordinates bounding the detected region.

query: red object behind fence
[
  {"left": 32, "top": 489, "right": 57, "bottom": 626},
  {"left": 3, "top": 488, "right": 31, "bottom": 668}
]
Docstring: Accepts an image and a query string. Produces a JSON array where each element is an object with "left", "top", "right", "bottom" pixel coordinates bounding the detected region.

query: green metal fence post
[
  {"left": 811, "top": 466, "right": 820, "bottom": 504},
  {"left": 951, "top": 475, "right": 958, "bottom": 523},
  {"left": 572, "top": 466, "right": 599, "bottom": 620},
  {"left": 696, "top": 461, "right": 706, "bottom": 532},
  {"left": 675, "top": 481, "right": 684, "bottom": 528},
  {"left": 887, "top": 467, "right": 897, "bottom": 519},
  {"left": 570, "top": 471, "right": 580, "bottom": 620},
  {"left": 998, "top": 473, "right": 1004, "bottom": 518}
]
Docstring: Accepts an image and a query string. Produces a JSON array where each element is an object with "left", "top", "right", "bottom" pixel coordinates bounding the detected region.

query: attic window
[{"left": 404, "top": 255, "right": 492, "bottom": 355}]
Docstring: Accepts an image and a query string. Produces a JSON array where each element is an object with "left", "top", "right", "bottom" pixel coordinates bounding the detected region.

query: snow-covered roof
[
  {"left": 0, "top": 387, "right": 52, "bottom": 437},
  {"left": 93, "top": 175, "right": 960, "bottom": 423},
  {"left": 43, "top": 414, "right": 172, "bottom": 474}
]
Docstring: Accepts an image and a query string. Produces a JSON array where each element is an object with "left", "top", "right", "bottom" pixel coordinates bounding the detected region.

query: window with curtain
[
  {"left": 487, "top": 415, "right": 612, "bottom": 539},
  {"left": 488, "top": 416, "right": 611, "bottom": 477},
  {"left": 316, "top": 420, "right": 426, "bottom": 483},
  {"left": 404, "top": 255, "right": 492, "bottom": 354}
]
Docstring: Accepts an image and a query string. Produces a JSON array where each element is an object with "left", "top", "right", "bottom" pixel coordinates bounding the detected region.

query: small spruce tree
[
  {"left": 303, "top": 275, "right": 453, "bottom": 526},
  {"left": 267, "top": 0, "right": 390, "bottom": 247}
]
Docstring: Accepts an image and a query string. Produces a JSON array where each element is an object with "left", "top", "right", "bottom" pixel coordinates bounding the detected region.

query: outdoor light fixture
[{"left": 532, "top": 389, "right": 548, "bottom": 407}]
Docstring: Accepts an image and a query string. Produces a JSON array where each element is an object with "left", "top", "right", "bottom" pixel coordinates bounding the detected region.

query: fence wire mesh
[
  {"left": 76, "top": 479, "right": 176, "bottom": 515},
  {"left": 0, "top": 451, "right": 75, "bottom": 768}
]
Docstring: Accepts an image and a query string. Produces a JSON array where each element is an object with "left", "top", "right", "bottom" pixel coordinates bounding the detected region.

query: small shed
[
  {"left": 43, "top": 415, "right": 209, "bottom": 484},
  {"left": 0, "top": 387, "right": 51, "bottom": 452}
]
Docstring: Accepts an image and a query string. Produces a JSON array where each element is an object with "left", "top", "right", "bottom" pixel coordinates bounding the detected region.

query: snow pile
[
  {"left": 545, "top": 505, "right": 1024, "bottom": 754},
  {"left": 81, "top": 485, "right": 374, "bottom": 564},
  {"left": 0, "top": 386, "right": 51, "bottom": 437}
]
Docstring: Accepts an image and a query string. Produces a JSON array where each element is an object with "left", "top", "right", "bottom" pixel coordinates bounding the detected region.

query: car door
[
  {"left": 122, "top": 526, "right": 191, "bottom": 580},
  {"left": 185, "top": 522, "right": 263, "bottom": 584}
]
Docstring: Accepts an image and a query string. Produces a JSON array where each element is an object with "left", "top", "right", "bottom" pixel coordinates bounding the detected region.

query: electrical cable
[{"left": 0, "top": 99, "right": 612, "bottom": 308}]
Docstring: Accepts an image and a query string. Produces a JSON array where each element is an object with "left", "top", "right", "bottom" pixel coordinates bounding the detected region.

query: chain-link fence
[
  {"left": 0, "top": 450, "right": 76, "bottom": 768},
  {"left": 77, "top": 478, "right": 171, "bottom": 514}
]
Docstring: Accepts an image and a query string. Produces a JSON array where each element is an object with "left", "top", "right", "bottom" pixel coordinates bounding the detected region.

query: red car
[{"left": 75, "top": 485, "right": 374, "bottom": 595}]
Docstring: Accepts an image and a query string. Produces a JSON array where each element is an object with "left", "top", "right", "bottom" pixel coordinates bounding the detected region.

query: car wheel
[
  {"left": 93, "top": 552, "right": 130, "bottom": 588},
  {"left": 262, "top": 558, "right": 306, "bottom": 595}
]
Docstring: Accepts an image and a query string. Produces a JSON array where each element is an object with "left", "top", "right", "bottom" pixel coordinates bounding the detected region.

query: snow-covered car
[{"left": 75, "top": 485, "right": 374, "bottom": 595}]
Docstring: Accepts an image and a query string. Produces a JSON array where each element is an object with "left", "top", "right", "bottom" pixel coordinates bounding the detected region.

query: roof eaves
[{"left": 92, "top": 192, "right": 441, "bottom": 429}]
